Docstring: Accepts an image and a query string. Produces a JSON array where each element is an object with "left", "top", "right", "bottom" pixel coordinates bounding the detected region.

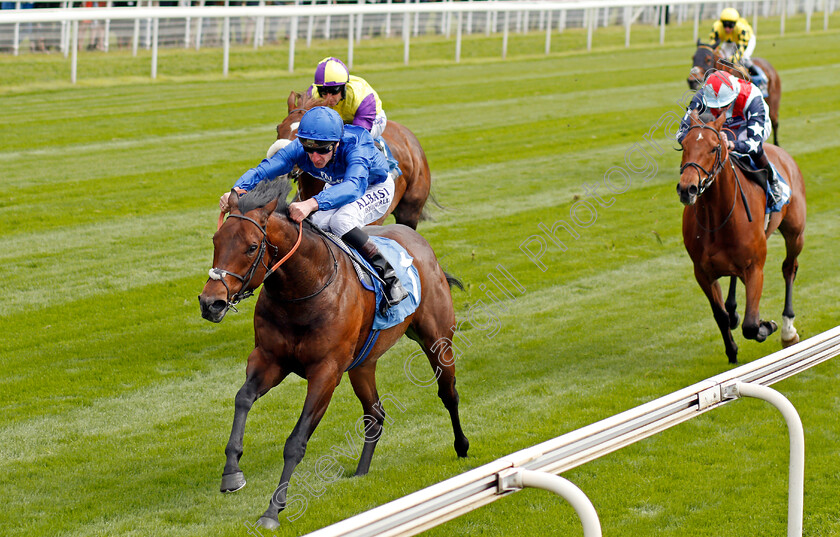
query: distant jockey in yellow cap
[
  {"left": 710, "top": 8, "right": 769, "bottom": 95},
  {"left": 306, "top": 57, "right": 388, "bottom": 140}
]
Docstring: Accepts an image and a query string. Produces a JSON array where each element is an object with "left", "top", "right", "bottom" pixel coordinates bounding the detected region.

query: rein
[{"left": 680, "top": 124, "right": 753, "bottom": 233}]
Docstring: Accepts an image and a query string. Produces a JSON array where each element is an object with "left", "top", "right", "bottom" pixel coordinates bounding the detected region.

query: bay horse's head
[
  {"left": 677, "top": 111, "right": 729, "bottom": 206},
  {"left": 689, "top": 41, "right": 716, "bottom": 90},
  {"left": 267, "top": 90, "right": 327, "bottom": 159},
  {"left": 198, "top": 177, "right": 292, "bottom": 322}
]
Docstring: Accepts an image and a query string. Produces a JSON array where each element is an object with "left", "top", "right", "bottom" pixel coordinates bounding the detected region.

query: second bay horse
[{"left": 676, "top": 111, "right": 805, "bottom": 363}]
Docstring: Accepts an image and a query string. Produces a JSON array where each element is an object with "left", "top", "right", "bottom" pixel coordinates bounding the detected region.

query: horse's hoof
[
  {"left": 220, "top": 471, "right": 246, "bottom": 493},
  {"left": 782, "top": 333, "right": 800, "bottom": 348},
  {"left": 257, "top": 516, "right": 281, "bottom": 530}
]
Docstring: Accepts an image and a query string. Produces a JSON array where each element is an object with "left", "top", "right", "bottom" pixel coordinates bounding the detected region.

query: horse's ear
[
  {"left": 696, "top": 38, "right": 701, "bottom": 46},
  {"left": 229, "top": 188, "right": 241, "bottom": 213},
  {"left": 713, "top": 112, "right": 727, "bottom": 130},
  {"left": 287, "top": 91, "right": 298, "bottom": 113},
  {"left": 689, "top": 109, "right": 700, "bottom": 125}
]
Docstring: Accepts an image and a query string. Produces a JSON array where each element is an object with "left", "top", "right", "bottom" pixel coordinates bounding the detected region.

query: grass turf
[{"left": 1, "top": 16, "right": 839, "bottom": 537}]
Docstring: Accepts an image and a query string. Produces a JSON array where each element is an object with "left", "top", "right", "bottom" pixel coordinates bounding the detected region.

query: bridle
[
  {"left": 208, "top": 211, "right": 337, "bottom": 313},
  {"left": 679, "top": 123, "right": 753, "bottom": 232},
  {"left": 679, "top": 124, "right": 727, "bottom": 197},
  {"left": 208, "top": 214, "right": 279, "bottom": 312}
]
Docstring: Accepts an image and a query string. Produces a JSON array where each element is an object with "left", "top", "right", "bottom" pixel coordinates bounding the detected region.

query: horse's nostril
[
  {"left": 211, "top": 300, "right": 227, "bottom": 312},
  {"left": 688, "top": 185, "right": 698, "bottom": 196}
]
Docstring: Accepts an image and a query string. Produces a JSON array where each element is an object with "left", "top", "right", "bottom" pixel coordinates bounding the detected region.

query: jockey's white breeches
[
  {"left": 310, "top": 172, "right": 396, "bottom": 237},
  {"left": 370, "top": 110, "right": 387, "bottom": 139}
]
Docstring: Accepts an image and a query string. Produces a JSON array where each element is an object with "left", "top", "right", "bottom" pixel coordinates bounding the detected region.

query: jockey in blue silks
[{"left": 219, "top": 106, "right": 408, "bottom": 311}]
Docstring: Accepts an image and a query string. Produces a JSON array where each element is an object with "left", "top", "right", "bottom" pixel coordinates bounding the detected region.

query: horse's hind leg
[
  {"left": 222, "top": 348, "right": 288, "bottom": 493},
  {"left": 407, "top": 323, "right": 469, "bottom": 458},
  {"left": 779, "top": 227, "right": 804, "bottom": 347},
  {"left": 347, "top": 366, "right": 386, "bottom": 476},
  {"left": 725, "top": 276, "right": 740, "bottom": 329}
]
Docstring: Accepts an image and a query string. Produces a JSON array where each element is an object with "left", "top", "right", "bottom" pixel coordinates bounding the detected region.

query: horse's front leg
[
  {"left": 695, "top": 268, "right": 739, "bottom": 363},
  {"left": 258, "top": 364, "right": 341, "bottom": 530},
  {"left": 725, "top": 276, "right": 740, "bottom": 329},
  {"left": 222, "top": 347, "right": 288, "bottom": 493},
  {"left": 741, "top": 265, "right": 777, "bottom": 343}
]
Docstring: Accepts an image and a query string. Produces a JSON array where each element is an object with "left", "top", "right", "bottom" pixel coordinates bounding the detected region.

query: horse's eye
[{"left": 247, "top": 244, "right": 258, "bottom": 254}]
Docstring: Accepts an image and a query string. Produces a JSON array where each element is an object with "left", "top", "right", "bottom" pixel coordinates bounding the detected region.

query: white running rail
[{"left": 300, "top": 325, "right": 840, "bottom": 537}]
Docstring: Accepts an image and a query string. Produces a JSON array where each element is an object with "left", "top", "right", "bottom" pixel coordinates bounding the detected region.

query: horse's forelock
[{"left": 237, "top": 176, "right": 292, "bottom": 215}]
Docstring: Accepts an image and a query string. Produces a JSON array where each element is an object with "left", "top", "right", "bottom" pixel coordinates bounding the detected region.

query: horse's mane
[{"left": 237, "top": 176, "right": 293, "bottom": 215}]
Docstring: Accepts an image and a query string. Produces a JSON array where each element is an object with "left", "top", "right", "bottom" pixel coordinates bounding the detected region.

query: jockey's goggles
[
  {"left": 300, "top": 139, "right": 336, "bottom": 154},
  {"left": 722, "top": 21, "right": 736, "bottom": 29},
  {"left": 317, "top": 85, "right": 343, "bottom": 96}
]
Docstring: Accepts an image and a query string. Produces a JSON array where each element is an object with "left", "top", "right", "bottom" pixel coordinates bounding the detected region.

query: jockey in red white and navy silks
[{"left": 677, "top": 70, "right": 788, "bottom": 212}]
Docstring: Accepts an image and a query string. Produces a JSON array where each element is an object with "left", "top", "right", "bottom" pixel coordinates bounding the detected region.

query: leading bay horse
[
  {"left": 677, "top": 111, "right": 805, "bottom": 363},
  {"left": 198, "top": 176, "right": 469, "bottom": 529},
  {"left": 268, "top": 90, "right": 433, "bottom": 230},
  {"left": 688, "top": 42, "right": 781, "bottom": 145}
]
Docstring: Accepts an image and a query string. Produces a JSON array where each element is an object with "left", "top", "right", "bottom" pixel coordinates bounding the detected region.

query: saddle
[{"left": 731, "top": 152, "right": 768, "bottom": 191}]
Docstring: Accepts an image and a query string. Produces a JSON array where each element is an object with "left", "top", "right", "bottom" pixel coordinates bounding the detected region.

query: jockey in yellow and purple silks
[
  {"left": 305, "top": 57, "right": 387, "bottom": 139},
  {"left": 709, "top": 7, "right": 768, "bottom": 95}
]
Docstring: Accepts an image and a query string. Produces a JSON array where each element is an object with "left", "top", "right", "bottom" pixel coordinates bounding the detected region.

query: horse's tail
[
  {"left": 420, "top": 190, "right": 445, "bottom": 222},
  {"left": 444, "top": 271, "right": 464, "bottom": 291}
]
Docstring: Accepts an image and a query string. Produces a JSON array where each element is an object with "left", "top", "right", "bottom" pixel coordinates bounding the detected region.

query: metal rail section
[
  {"left": 301, "top": 325, "right": 840, "bottom": 537},
  {"left": 2, "top": 0, "right": 823, "bottom": 82}
]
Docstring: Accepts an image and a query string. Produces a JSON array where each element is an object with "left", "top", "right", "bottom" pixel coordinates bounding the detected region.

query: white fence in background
[
  {"left": 300, "top": 325, "right": 840, "bottom": 537},
  {"left": 0, "top": 0, "right": 836, "bottom": 82}
]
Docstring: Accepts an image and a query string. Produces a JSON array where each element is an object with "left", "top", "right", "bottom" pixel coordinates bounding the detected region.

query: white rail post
[
  {"left": 501, "top": 9, "right": 509, "bottom": 59},
  {"left": 455, "top": 10, "right": 462, "bottom": 62},
  {"left": 347, "top": 13, "right": 354, "bottom": 69},
  {"left": 13, "top": 1, "right": 20, "bottom": 57},
  {"left": 544, "top": 9, "right": 552, "bottom": 54},
  {"left": 402, "top": 11, "right": 409, "bottom": 65},
  {"left": 624, "top": 5, "right": 631, "bottom": 46},
  {"left": 659, "top": 4, "right": 666, "bottom": 45},
  {"left": 497, "top": 468, "right": 602, "bottom": 537},
  {"left": 104, "top": 0, "right": 111, "bottom": 52},
  {"left": 70, "top": 19, "right": 78, "bottom": 83},
  {"left": 151, "top": 16, "right": 158, "bottom": 79},
  {"left": 725, "top": 382, "right": 804, "bottom": 537},
  {"left": 223, "top": 14, "right": 230, "bottom": 77},
  {"left": 780, "top": 0, "right": 786, "bottom": 35},
  {"left": 288, "top": 14, "right": 297, "bottom": 72}
]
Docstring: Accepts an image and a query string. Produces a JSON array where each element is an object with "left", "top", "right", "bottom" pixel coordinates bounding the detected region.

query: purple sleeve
[{"left": 351, "top": 94, "right": 377, "bottom": 131}]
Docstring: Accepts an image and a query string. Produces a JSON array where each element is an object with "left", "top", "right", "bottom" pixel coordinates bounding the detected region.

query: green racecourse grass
[{"left": 2, "top": 15, "right": 840, "bottom": 537}]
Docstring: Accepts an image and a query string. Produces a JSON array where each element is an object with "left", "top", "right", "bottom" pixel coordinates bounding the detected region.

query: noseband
[
  {"left": 208, "top": 213, "right": 278, "bottom": 312},
  {"left": 679, "top": 124, "right": 726, "bottom": 196}
]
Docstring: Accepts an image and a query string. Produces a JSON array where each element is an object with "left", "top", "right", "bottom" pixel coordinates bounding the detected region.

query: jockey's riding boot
[
  {"left": 746, "top": 61, "right": 769, "bottom": 96},
  {"left": 342, "top": 227, "right": 409, "bottom": 312},
  {"left": 755, "top": 151, "right": 783, "bottom": 207}
]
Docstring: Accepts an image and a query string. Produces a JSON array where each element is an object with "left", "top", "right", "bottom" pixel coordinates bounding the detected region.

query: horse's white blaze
[
  {"left": 289, "top": 121, "right": 299, "bottom": 134},
  {"left": 782, "top": 315, "right": 798, "bottom": 341},
  {"left": 208, "top": 269, "right": 222, "bottom": 280},
  {"left": 267, "top": 138, "right": 292, "bottom": 158},
  {"left": 696, "top": 132, "right": 704, "bottom": 141}
]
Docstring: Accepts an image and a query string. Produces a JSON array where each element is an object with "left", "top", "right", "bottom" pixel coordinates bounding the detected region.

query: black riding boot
[
  {"left": 343, "top": 227, "right": 409, "bottom": 312},
  {"left": 755, "top": 151, "right": 782, "bottom": 206}
]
